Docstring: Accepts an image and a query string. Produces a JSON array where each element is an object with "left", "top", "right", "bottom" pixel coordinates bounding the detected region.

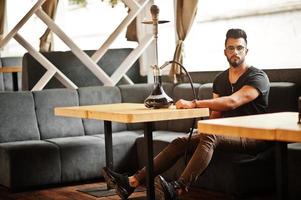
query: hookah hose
[{"left": 165, "top": 61, "right": 198, "bottom": 164}]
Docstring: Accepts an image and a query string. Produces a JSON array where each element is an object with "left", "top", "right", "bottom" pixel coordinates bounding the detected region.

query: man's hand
[{"left": 175, "top": 99, "right": 196, "bottom": 109}]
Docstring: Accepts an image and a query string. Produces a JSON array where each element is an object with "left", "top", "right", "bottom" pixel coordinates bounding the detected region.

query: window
[
  {"left": 53, "top": 0, "right": 136, "bottom": 50},
  {"left": 2, "top": 0, "right": 301, "bottom": 72},
  {"left": 184, "top": 0, "right": 301, "bottom": 71},
  {"left": 1, "top": 0, "right": 135, "bottom": 57}
]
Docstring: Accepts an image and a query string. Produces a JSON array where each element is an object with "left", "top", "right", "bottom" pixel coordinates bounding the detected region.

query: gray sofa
[
  {"left": 0, "top": 82, "right": 299, "bottom": 198},
  {"left": 1, "top": 49, "right": 300, "bottom": 199}
]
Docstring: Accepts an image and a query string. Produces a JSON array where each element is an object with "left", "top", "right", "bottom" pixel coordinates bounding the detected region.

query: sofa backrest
[
  {"left": 78, "top": 86, "right": 126, "bottom": 135},
  {"left": 22, "top": 49, "right": 146, "bottom": 90},
  {"left": 196, "top": 81, "right": 299, "bottom": 113},
  {"left": 0, "top": 91, "right": 40, "bottom": 143},
  {"left": 33, "top": 88, "right": 85, "bottom": 139}
]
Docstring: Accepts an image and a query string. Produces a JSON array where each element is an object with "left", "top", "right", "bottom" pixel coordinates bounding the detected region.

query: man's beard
[{"left": 227, "top": 56, "right": 244, "bottom": 68}]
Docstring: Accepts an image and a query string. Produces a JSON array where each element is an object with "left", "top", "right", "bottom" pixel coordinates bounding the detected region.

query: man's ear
[
  {"left": 245, "top": 48, "right": 249, "bottom": 55},
  {"left": 224, "top": 49, "right": 227, "bottom": 56}
]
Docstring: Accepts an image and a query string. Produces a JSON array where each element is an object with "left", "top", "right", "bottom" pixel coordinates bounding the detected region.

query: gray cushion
[
  {"left": 0, "top": 92, "right": 40, "bottom": 143},
  {"left": 94, "top": 130, "right": 143, "bottom": 173},
  {"left": 0, "top": 140, "right": 60, "bottom": 189},
  {"left": 119, "top": 83, "right": 154, "bottom": 103},
  {"left": 78, "top": 86, "right": 126, "bottom": 135},
  {"left": 168, "top": 83, "right": 201, "bottom": 132},
  {"left": 33, "top": 88, "right": 85, "bottom": 139},
  {"left": 172, "top": 83, "right": 201, "bottom": 101},
  {"left": 198, "top": 83, "right": 213, "bottom": 100},
  {"left": 46, "top": 136, "right": 105, "bottom": 183},
  {"left": 119, "top": 83, "right": 174, "bottom": 104}
]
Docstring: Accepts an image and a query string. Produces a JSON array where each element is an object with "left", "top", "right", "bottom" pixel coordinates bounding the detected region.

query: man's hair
[{"left": 225, "top": 28, "right": 247, "bottom": 45}]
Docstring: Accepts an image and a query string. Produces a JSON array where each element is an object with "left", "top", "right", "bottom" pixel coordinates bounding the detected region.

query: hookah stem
[{"left": 151, "top": 5, "right": 159, "bottom": 67}]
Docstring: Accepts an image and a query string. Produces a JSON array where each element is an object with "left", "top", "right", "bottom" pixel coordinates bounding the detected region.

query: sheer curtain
[
  {"left": 0, "top": 0, "right": 6, "bottom": 41},
  {"left": 170, "top": 0, "right": 198, "bottom": 82},
  {"left": 39, "top": 0, "right": 59, "bottom": 52}
]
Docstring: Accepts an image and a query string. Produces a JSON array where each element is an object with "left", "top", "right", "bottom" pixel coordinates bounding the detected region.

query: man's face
[{"left": 224, "top": 38, "right": 248, "bottom": 68}]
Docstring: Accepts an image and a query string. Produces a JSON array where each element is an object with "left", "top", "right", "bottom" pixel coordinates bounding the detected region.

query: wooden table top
[
  {"left": 198, "top": 112, "right": 301, "bottom": 142},
  {"left": 55, "top": 103, "right": 209, "bottom": 123}
]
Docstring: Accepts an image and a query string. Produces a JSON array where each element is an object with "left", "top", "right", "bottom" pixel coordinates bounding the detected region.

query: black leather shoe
[
  {"left": 155, "top": 175, "right": 181, "bottom": 200},
  {"left": 101, "top": 167, "right": 135, "bottom": 199}
]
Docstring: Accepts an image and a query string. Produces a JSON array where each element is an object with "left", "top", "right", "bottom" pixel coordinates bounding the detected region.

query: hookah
[
  {"left": 143, "top": 5, "right": 173, "bottom": 109},
  {"left": 143, "top": 5, "right": 198, "bottom": 163}
]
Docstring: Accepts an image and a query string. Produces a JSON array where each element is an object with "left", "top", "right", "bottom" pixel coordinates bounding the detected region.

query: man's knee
[
  {"left": 198, "top": 133, "right": 218, "bottom": 148},
  {"left": 170, "top": 136, "right": 188, "bottom": 148}
]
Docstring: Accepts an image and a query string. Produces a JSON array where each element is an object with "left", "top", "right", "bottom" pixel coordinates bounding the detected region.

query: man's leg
[
  {"left": 133, "top": 134, "right": 201, "bottom": 185},
  {"left": 102, "top": 134, "right": 201, "bottom": 199},
  {"left": 154, "top": 134, "right": 272, "bottom": 199}
]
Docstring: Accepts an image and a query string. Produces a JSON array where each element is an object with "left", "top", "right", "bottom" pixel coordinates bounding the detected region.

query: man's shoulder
[
  {"left": 247, "top": 66, "right": 269, "bottom": 77},
  {"left": 249, "top": 66, "right": 265, "bottom": 74},
  {"left": 246, "top": 66, "right": 270, "bottom": 85},
  {"left": 214, "top": 69, "right": 228, "bottom": 81}
]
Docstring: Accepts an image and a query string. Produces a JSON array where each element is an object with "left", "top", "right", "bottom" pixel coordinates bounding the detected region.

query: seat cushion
[
  {"left": 33, "top": 88, "right": 85, "bottom": 139},
  {"left": 78, "top": 86, "right": 126, "bottom": 135},
  {"left": 0, "top": 140, "right": 61, "bottom": 189},
  {"left": 46, "top": 136, "right": 106, "bottom": 183},
  {"left": 0, "top": 92, "right": 40, "bottom": 143}
]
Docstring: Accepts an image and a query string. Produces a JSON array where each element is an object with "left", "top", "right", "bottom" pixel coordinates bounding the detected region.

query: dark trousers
[{"left": 134, "top": 133, "right": 271, "bottom": 188}]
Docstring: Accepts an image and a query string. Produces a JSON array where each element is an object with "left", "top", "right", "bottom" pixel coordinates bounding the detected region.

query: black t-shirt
[{"left": 213, "top": 66, "right": 270, "bottom": 118}]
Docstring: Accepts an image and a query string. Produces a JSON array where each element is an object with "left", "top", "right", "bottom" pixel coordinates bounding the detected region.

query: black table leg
[
  {"left": 275, "top": 142, "right": 288, "bottom": 200},
  {"left": 81, "top": 121, "right": 115, "bottom": 198},
  {"left": 144, "top": 122, "right": 155, "bottom": 200},
  {"left": 104, "top": 120, "right": 113, "bottom": 171},
  {"left": 12, "top": 72, "right": 18, "bottom": 91},
  {"left": 103, "top": 120, "right": 115, "bottom": 191}
]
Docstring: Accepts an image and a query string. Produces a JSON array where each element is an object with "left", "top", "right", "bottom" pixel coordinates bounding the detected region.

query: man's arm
[
  {"left": 176, "top": 85, "right": 260, "bottom": 111},
  {"left": 209, "top": 93, "right": 222, "bottom": 119}
]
